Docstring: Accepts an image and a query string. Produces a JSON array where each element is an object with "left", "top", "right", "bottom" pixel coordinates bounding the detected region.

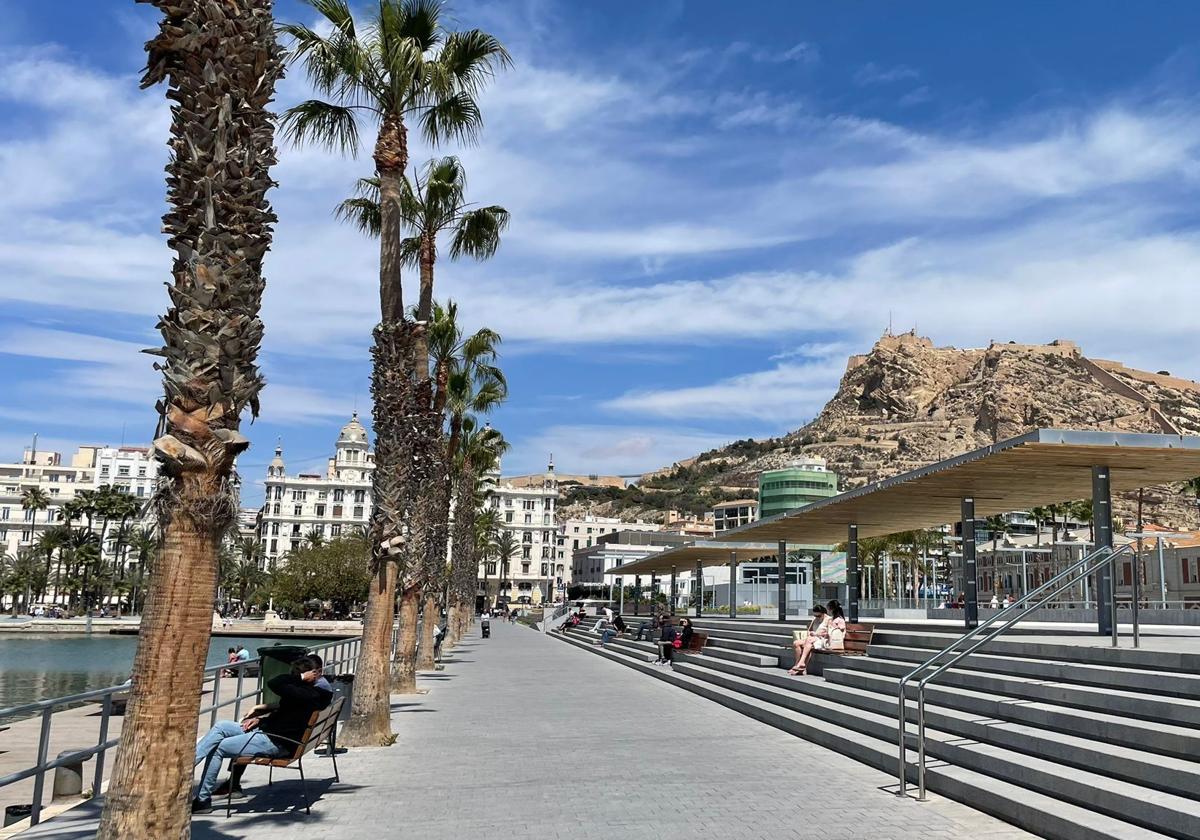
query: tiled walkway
[{"left": 18, "top": 620, "right": 1034, "bottom": 839}]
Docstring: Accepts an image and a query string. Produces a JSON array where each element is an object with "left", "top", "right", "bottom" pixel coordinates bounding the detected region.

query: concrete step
[
  {"left": 706, "top": 636, "right": 792, "bottom": 657},
  {"left": 667, "top": 660, "right": 1200, "bottom": 839},
  {"left": 830, "top": 655, "right": 1200, "bottom": 729},
  {"left": 824, "top": 667, "right": 1200, "bottom": 763},
  {"left": 676, "top": 655, "right": 1200, "bottom": 802},
  {"left": 871, "top": 629, "right": 1200, "bottom": 674},
  {"left": 867, "top": 644, "right": 1200, "bottom": 700},
  {"left": 548, "top": 631, "right": 1173, "bottom": 840},
  {"left": 699, "top": 645, "right": 779, "bottom": 668}
]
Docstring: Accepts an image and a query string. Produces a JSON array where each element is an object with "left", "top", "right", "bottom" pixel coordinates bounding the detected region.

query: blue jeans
[
  {"left": 194, "top": 720, "right": 283, "bottom": 800},
  {"left": 600, "top": 629, "right": 617, "bottom": 645}
]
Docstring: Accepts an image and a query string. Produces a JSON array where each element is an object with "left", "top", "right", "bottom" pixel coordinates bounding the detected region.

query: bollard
[{"left": 52, "top": 751, "right": 84, "bottom": 799}]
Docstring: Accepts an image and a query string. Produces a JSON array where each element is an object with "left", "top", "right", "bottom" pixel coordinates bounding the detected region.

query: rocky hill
[{"left": 561, "top": 333, "right": 1200, "bottom": 528}]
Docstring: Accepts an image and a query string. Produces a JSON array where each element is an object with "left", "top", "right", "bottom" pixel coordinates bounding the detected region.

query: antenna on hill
[{"left": 886, "top": 311, "right": 893, "bottom": 336}]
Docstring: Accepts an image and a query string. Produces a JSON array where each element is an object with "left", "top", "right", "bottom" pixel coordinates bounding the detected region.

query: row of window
[
  {"left": 268, "top": 486, "right": 368, "bottom": 503},
  {"left": 99, "top": 465, "right": 148, "bottom": 478},
  {"left": 265, "top": 503, "right": 364, "bottom": 519},
  {"left": 761, "top": 479, "right": 833, "bottom": 491}
]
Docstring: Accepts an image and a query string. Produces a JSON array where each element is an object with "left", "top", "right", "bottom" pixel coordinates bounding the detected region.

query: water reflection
[{"left": 0, "top": 634, "right": 325, "bottom": 712}]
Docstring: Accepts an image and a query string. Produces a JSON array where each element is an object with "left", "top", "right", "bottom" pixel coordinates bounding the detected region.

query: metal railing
[
  {"left": 0, "top": 636, "right": 360, "bottom": 827},
  {"left": 895, "top": 543, "right": 1136, "bottom": 801}
]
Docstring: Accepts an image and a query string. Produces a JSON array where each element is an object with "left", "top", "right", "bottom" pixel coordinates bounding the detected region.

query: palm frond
[
  {"left": 450, "top": 205, "right": 508, "bottom": 260},
  {"left": 335, "top": 197, "right": 382, "bottom": 237},
  {"left": 418, "top": 90, "right": 482, "bottom": 145},
  {"left": 437, "top": 29, "right": 512, "bottom": 96},
  {"left": 398, "top": 235, "right": 422, "bottom": 268},
  {"left": 280, "top": 99, "right": 361, "bottom": 155},
  {"left": 397, "top": 0, "right": 443, "bottom": 51},
  {"left": 308, "top": 0, "right": 357, "bottom": 37}
]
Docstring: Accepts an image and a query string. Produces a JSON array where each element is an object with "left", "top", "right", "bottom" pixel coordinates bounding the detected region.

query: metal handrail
[
  {"left": 895, "top": 542, "right": 1135, "bottom": 800},
  {"left": 0, "top": 635, "right": 361, "bottom": 827}
]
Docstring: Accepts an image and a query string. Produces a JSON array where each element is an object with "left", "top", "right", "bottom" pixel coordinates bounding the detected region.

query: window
[
  {"left": 541, "top": 547, "right": 550, "bottom": 559},
  {"left": 541, "top": 563, "right": 549, "bottom": 576},
  {"left": 353, "top": 506, "right": 364, "bottom": 519},
  {"left": 505, "top": 498, "right": 513, "bottom": 507},
  {"left": 292, "top": 490, "right": 306, "bottom": 502},
  {"left": 318, "top": 491, "right": 328, "bottom": 499},
  {"left": 333, "top": 489, "right": 344, "bottom": 502},
  {"left": 485, "top": 562, "right": 497, "bottom": 575},
  {"left": 522, "top": 561, "right": 531, "bottom": 572},
  {"left": 21, "top": 529, "right": 32, "bottom": 543},
  {"left": 100, "top": 466, "right": 110, "bottom": 477},
  {"left": 572, "top": 539, "right": 579, "bottom": 550},
  {"left": 1185, "top": 558, "right": 1196, "bottom": 585},
  {"left": 136, "top": 486, "right": 145, "bottom": 498},
  {"left": 543, "top": 514, "right": 551, "bottom": 526},
  {"left": 573, "top": 526, "right": 579, "bottom": 533},
  {"left": 138, "top": 467, "right": 147, "bottom": 477},
  {"left": 275, "top": 486, "right": 283, "bottom": 500},
  {"left": 524, "top": 514, "right": 532, "bottom": 524},
  {"left": 23, "top": 509, "right": 33, "bottom": 521},
  {"left": 118, "top": 466, "right": 130, "bottom": 477},
  {"left": 523, "top": 500, "right": 535, "bottom": 510},
  {"left": 354, "top": 489, "right": 366, "bottom": 504},
  {"left": 291, "top": 539, "right": 300, "bottom": 551},
  {"left": 314, "top": 504, "right": 325, "bottom": 517},
  {"left": 522, "top": 532, "right": 532, "bottom": 544},
  {"left": 543, "top": 499, "right": 552, "bottom": 510},
  {"left": 270, "top": 522, "right": 279, "bottom": 535},
  {"left": 586, "top": 527, "right": 593, "bottom": 534},
  {"left": 505, "top": 511, "right": 513, "bottom": 523},
  {"left": 522, "top": 548, "right": 531, "bottom": 560},
  {"left": 293, "top": 505, "right": 302, "bottom": 516},
  {"left": 291, "top": 524, "right": 301, "bottom": 535},
  {"left": 331, "top": 524, "right": 342, "bottom": 536},
  {"left": 0, "top": 508, "right": 7, "bottom": 521},
  {"left": 272, "top": 503, "right": 280, "bottom": 515},
  {"left": 1121, "top": 562, "right": 1133, "bottom": 587},
  {"left": 269, "top": 539, "right": 277, "bottom": 554},
  {"left": 333, "top": 505, "right": 343, "bottom": 518}
]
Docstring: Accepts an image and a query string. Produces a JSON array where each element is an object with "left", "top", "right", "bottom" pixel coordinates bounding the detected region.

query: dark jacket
[
  {"left": 679, "top": 625, "right": 694, "bottom": 647},
  {"left": 613, "top": 616, "right": 627, "bottom": 633},
  {"left": 659, "top": 624, "right": 677, "bottom": 643},
  {"left": 259, "top": 674, "right": 332, "bottom": 752}
]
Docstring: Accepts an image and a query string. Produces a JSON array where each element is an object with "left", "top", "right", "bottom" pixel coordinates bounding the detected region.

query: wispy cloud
[{"left": 854, "top": 62, "right": 920, "bottom": 86}]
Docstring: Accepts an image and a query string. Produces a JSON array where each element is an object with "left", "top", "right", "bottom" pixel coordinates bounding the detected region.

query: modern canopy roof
[
  {"left": 713, "top": 429, "right": 1200, "bottom": 546},
  {"left": 603, "top": 541, "right": 779, "bottom": 577}
]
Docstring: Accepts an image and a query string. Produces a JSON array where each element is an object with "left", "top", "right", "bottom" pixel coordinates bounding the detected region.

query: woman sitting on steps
[{"left": 789, "top": 605, "right": 829, "bottom": 675}]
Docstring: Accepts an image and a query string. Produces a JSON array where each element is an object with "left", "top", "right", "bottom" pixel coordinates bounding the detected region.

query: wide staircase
[{"left": 552, "top": 615, "right": 1200, "bottom": 840}]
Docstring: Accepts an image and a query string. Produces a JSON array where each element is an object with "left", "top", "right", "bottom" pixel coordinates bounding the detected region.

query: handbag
[
  {"left": 672, "top": 638, "right": 683, "bottom": 649},
  {"left": 829, "top": 619, "right": 847, "bottom": 652},
  {"left": 792, "top": 629, "right": 809, "bottom": 643}
]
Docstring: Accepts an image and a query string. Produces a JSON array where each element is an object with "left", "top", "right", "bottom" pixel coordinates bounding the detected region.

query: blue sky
[{"left": 2, "top": 1, "right": 1199, "bottom": 504}]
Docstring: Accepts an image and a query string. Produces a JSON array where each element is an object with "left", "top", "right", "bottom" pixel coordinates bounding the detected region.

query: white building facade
[
  {"left": 483, "top": 459, "right": 559, "bottom": 605},
  {"left": 0, "top": 444, "right": 159, "bottom": 562},
  {"left": 258, "top": 414, "right": 374, "bottom": 566},
  {"left": 556, "top": 514, "right": 659, "bottom": 563}
]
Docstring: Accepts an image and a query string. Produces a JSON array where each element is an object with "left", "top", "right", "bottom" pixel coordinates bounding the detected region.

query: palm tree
[
  {"left": 97, "top": 1, "right": 283, "bottom": 835},
  {"left": 282, "top": 0, "right": 509, "bottom": 746},
  {"left": 493, "top": 528, "right": 517, "bottom": 610},
  {"left": 32, "top": 525, "right": 68, "bottom": 604},
  {"left": 21, "top": 486, "right": 51, "bottom": 526},
  {"left": 304, "top": 527, "right": 326, "bottom": 549},
  {"left": 336, "top": 157, "right": 508, "bottom": 325},
  {"left": 446, "top": 419, "right": 507, "bottom": 644},
  {"left": 126, "top": 528, "right": 158, "bottom": 616}
]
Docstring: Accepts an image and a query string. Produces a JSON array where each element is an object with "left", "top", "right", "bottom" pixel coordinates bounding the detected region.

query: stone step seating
[{"left": 551, "top": 615, "right": 1200, "bottom": 840}]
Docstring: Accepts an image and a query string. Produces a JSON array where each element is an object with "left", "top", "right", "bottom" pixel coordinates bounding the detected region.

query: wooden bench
[
  {"left": 807, "top": 623, "right": 874, "bottom": 674},
  {"left": 677, "top": 631, "right": 708, "bottom": 654},
  {"left": 227, "top": 695, "right": 344, "bottom": 816}
]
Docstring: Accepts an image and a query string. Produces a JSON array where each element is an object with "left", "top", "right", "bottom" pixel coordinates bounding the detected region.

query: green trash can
[{"left": 257, "top": 644, "right": 310, "bottom": 706}]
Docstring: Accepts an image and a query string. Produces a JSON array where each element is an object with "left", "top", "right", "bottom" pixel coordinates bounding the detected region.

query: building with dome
[
  {"left": 257, "top": 414, "right": 375, "bottom": 566},
  {"left": 481, "top": 456, "right": 562, "bottom": 607}
]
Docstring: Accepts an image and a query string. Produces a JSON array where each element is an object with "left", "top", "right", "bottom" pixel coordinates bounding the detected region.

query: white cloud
[
  {"left": 854, "top": 62, "right": 919, "bottom": 86},
  {"left": 505, "top": 424, "right": 737, "bottom": 477},
  {"left": 604, "top": 355, "right": 847, "bottom": 422}
]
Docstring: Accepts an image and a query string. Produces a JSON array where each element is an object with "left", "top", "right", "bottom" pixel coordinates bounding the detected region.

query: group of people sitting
[
  {"left": 191, "top": 653, "right": 334, "bottom": 814},
  {"left": 788, "top": 600, "right": 847, "bottom": 676},
  {"left": 560, "top": 606, "right": 695, "bottom": 665}
]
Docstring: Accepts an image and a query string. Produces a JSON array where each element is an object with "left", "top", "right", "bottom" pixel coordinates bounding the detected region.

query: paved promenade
[{"left": 17, "top": 620, "right": 1032, "bottom": 840}]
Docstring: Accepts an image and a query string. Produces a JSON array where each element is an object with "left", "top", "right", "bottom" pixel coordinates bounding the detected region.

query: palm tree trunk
[
  {"left": 392, "top": 584, "right": 421, "bottom": 692},
  {"left": 97, "top": 496, "right": 219, "bottom": 837},
  {"left": 374, "top": 114, "right": 408, "bottom": 324},
  {"left": 340, "top": 560, "right": 398, "bottom": 747},
  {"left": 416, "top": 592, "right": 439, "bottom": 670}
]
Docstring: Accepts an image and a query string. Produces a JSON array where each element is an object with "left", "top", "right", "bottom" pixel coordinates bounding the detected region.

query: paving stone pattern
[{"left": 17, "top": 620, "right": 1035, "bottom": 840}]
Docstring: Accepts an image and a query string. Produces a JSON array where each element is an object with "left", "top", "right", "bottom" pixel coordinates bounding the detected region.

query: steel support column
[
  {"left": 634, "top": 575, "right": 641, "bottom": 615},
  {"left": 847, "top": 524, "right": 859, "bottom": 623},
  {"left": 777, "top": 540, "right": 788, "bottom": 622},
  {"left": 1093, "top": 465, "right": 1115, "bottom": 639},
  {"left": 650, "top": 574, "right": 658, "bottom": 615},
  {"left": 670, "top": 565, "right": 677, "bottom": 616},
  {"left": 962, "top": 497, "right": 978, "bottom": 629},
  {"left": 729, "top": 551, "right": 738, "bottom": 620},
  {"left": 695, "top": 560, "right": 704, "bottom": 618}
]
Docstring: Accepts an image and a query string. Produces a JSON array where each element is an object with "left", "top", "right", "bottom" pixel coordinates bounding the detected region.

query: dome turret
[{"left": 337, "top": 412, "right": 369, "bottom": 447}]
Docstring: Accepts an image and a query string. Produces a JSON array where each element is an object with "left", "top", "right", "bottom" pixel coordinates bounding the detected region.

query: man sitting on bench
[{"left": 191, "top": 655, "right": 331, "bottom": 813}]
